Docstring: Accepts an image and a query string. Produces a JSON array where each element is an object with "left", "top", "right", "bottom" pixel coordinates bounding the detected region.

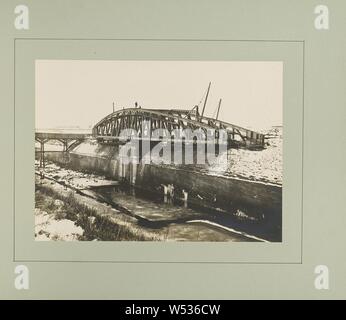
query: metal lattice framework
[
  {"left": 35, "top": 132, "right": 90, "bottom": 152},
  {"left": 92, "top": 107, "right": 265, "bottom": 149}
]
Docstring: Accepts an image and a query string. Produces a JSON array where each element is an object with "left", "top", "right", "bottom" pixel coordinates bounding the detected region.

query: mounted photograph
[{"left": 35, "top": 60, "right": 283, "bottom": 242}]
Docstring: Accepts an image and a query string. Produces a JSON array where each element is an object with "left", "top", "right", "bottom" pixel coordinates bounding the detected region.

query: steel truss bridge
[
  {"left": 34, "top": 108, "right": 264, "bottom": 168},
  {"left": 92, "top": 107, "right": 265, "bottom": 149}
]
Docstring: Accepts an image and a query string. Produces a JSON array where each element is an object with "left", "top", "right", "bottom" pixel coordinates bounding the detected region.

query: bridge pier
[
  {"left": 40, "top": 140, "right": 45, "bottom": 168},
  {"left": 119, "top": 159, "right": 139, "bottom": 185},
  {"left": 118, "top": 141, "right": 139, "bottom": 185},
  {"left": 35, "top": 138, "right": 48, "bottom": 168}
]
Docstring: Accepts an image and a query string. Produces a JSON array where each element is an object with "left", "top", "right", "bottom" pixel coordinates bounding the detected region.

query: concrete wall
[{"left": 136, "top": 164, "right": 281, "bottom": 223}]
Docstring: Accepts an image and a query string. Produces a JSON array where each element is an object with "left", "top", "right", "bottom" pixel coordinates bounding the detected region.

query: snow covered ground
[
  {"left": 35, "top": 161, "right": 118, "bottom": 189},
  {"left": 209, "top": 126, "right": 282, "bottom": 185},
  {"left": 35, "top": 207, "right": 84, "bottom": 241},
  {"left": 227, "top": 127, "right": 282, "bottom": 184}
]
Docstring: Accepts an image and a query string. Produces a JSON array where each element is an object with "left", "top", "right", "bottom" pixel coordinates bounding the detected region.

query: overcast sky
[{"left": 35, "top": 60, "right": 282, "bottom": 131}]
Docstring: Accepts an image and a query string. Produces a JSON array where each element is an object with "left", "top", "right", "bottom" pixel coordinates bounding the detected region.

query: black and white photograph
[
  {"left": 5, "top": 0, "right": 346, "bottom": 302},
  {"left": 35, "top": 60, "right": 283, "bottom": 242}
]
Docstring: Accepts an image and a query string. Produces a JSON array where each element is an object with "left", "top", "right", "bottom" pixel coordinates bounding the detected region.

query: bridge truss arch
[{"left": 92, "top": 108, "right": 265, "bottom": 149}]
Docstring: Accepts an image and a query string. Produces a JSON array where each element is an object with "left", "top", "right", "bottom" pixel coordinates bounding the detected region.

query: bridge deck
[{"left": 35, "top": 131, "right": 91, "bottom": 140}]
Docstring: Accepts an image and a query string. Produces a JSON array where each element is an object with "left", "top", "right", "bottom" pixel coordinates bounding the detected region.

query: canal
[{"left": 35, "top": 160, "right": 281, "bottom": 241}]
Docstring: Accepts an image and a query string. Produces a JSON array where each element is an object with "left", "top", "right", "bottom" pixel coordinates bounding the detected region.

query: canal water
[
  {"left": 36, "top": 161, "right": 279, "bottom": 241},
  {"left": 87, "top": 183, "right": 275, "bottom": 241}
]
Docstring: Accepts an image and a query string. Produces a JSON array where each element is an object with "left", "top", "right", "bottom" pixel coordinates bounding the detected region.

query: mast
[
  {"left": 216, "top": 98, "right": 222, "bottom": 120},
  {"left": 201, "top": 82, "right": 211, "bottom": 118}
]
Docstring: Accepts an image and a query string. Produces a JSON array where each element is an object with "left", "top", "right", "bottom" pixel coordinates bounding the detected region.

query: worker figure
[
  {"left": 39, "top": 171, "right": 44, "bottom": 185},
  {"left": 182, "top": 189, "right": 188, "bottom": 208},
  {"left": 168, "top": 184, "right": 174, "bottom": 199},
  {"left": 163, "top": 184, "right": 168, "bottom": 195},
  {"left": 182, "top": 189, "right": 188, "bottom": 202},
  {"left": 135, "top": 102, "right": 138, "bottom": 108}
]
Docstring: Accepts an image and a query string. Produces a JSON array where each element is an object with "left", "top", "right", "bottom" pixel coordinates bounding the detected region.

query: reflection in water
[
  {"left": 34, "top": 160, "right": 279, "bottom": 241},
  {"left": 163, "top": 195, "right": 172, "bottom": 205},
  {"left": 90, "top": 182, "right": 279, "bottom": 242}
]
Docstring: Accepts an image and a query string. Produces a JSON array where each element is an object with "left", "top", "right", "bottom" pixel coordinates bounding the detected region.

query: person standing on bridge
[{"left": 135, "top": 102, "right": 138, "bottom": 108}]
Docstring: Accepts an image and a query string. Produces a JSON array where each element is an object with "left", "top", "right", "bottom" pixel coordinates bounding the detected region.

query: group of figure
[{"left": 162, "top": 184, "right": 188, "bottom": 203}]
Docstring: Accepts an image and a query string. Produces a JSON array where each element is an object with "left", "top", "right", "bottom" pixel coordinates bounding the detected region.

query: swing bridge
[{"left": 35, "top": 83, "right": 265, "bottom": 167}]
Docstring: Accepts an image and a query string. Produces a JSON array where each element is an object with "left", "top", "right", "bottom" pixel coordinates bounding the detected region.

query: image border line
[{"left": 13, "top": 38, "right": 305, "bottom": 265}]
